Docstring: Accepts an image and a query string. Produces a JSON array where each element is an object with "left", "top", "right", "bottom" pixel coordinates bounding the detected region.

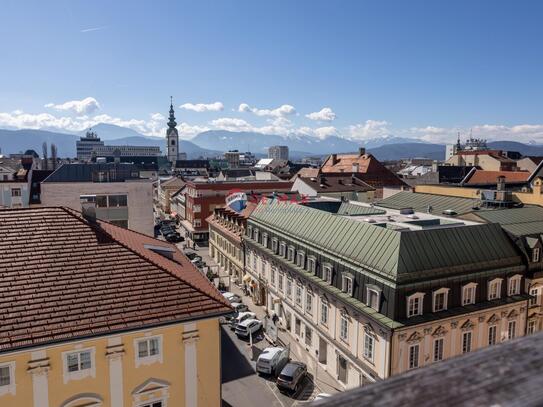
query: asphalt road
[{"left": 221, "top": 322, "right": 315, "bottom": 407}]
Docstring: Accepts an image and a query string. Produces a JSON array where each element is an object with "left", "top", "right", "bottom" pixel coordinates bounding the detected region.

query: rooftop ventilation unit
[
  {"left": 364, "top": 218, "right": 376, "bottom": 223},
  {"left": 442, "top": 209, "right": 457, "bottom": 216},
  {"left": 399, "top": 208, "right": 415, "bottom": 215}
]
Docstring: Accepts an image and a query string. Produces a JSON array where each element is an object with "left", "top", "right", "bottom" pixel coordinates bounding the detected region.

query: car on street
[
  {"left": 235, "top": 318, "right": 262, "bottom": 338},
  {"left": 256, "top": 347, "right": 290, "bottom": 376},
  {"left": 165, "top": 232, "right": 183, "bottom": 242},
  {"left": 276, "top": 362, "right": 307, "bottom": 393},
  {"left": 222, "top": 292, "right": 242, "bottom": 304},
  {"left": 229, "top": 311, "right": 256, "bottom": 330},
  {"left": 230, "top": 302, "right": 249, "bottom": 314}
]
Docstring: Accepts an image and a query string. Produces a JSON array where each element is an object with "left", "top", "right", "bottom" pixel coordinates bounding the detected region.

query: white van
[{"left": 256, "top": 347, "right": 289, "bottom": 376}]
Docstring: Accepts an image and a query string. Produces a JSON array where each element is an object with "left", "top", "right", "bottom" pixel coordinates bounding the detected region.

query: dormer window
[
  {"left": 366, "top": 285, "right": 381, "bottom": 311},
  {"left": 462, "top": 283, "right": 477, "bottom": 305},
  {"left": 533, "top": 248, "right": 540, "bottom": 263},
  {"left": 322, "top": 264, "right": 333, "bottom": 284},
  {"left": 508, "top": 275, "right": 522, "bottom": 296},
  {"left": 262, "top": 233, "right": 268, "bottom": 248},
  {"left": 307, "top": 256, "right": 316, "bottom": 273},
  {"left": 432, "top": 288, "right": 450, "bottom": 312},
  {"left": 296, "top": 251, "right": 305, "bottom": 268},
  {"left": 342, "top": 274, "right": 353, "bottom": 296},
  {"left": 253, "top": 229, "right": 259, "bottom": 242},
  {"left": 272, "top": 238, "right": 278, "bottom": 254},
  {"left": 287, "top": 246, "right": 295, "bottom": 262},
  {"left": 407, "top": 293, "right": 425, "bottom": 318},
  {"left": 279, "top": 242, "right": 286, "bottom": 257},
  {"left": 247, "top": 226, "right": 253, "bottom": 238},
  {"left": 488, "top": 278, "right": 503, "bottom": 300}
]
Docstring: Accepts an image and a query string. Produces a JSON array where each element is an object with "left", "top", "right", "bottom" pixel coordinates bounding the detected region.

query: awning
[{"left": 242, "top": 274, "right": 252, "bottom": 283}]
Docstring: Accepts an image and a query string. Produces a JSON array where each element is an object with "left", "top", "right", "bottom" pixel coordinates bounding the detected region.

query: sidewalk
[{"left": 228, "top": 283, "right": 341, "bottom": 396}]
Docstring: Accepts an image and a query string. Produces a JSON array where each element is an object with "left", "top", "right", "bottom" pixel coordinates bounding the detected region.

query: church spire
[{"left": 168, "top": 96, "right": 177, "bottom": 128}]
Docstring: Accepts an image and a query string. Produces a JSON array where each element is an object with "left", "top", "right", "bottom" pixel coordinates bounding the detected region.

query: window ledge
[{"left": 135, "top": 355, "right": 162, "bottom": 368}]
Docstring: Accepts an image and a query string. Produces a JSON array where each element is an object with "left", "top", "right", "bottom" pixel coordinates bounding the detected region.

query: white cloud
[
  {"left": 44, "top": 97, "right": 100, "bottom": 115},
  {"left": 348, "top": 120, "right": 390, "bottom": 140},
  {"left": 80, "top": 26, "right": 107, "bottom": 33},
  {"left": 210, "top": 117, "right": 253, "bottom": 132},
  {"left": 306, "top": 107, "right": 336, "bottom": 121},
  {"left": 238, "top": 103, "right": 296, "bottom": 118},
  {"left": 180, "top": 101, "right": 224, "bottom": 112}
]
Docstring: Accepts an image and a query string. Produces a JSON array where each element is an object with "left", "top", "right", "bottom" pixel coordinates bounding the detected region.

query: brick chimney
[
  {"left": 331, "top": 154, "right": 338, "bottom": 165},
  {"left": 358, "top": 147, "right": 366, "bottom": 156}
]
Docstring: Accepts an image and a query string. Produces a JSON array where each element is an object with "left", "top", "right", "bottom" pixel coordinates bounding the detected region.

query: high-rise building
[
  {"left": 166, "top": 97, "right": 180, "bottom": 164},
  {"left": 76, "top": 129, "right": 105, "bottom": 161},
  {"left": 268, "top": 145, "right": 289, "bottom": 161}
]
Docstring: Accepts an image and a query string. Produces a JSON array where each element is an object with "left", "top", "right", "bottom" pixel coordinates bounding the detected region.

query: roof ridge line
[{"left": 60, "top": 207, "right": 231, "bottom": 309}]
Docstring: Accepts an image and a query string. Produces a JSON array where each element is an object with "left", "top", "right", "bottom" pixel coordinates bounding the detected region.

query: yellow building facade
[{"left": 0, "top": 309, "right": 222, "bottom": 407}]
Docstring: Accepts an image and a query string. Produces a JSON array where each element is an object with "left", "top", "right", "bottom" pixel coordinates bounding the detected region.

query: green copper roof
[
  {"left": 250, "top": 200, "right": 521, "bottom": 282},
  {"left": 336, "top": 202, "right": 387, "bottom": 216},
  {"left": 376, "top": 191, "right": 479, "bottom": 215},
  {"left": 469, "top": 206, "right": 543, "bottom": 237}
]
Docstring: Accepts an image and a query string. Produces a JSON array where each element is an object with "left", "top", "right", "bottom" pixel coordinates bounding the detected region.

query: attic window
[
  {"left": 534, "top": 248, "right": 541, "bottom": 263},
  {"left": 143, "top": 244, "right": 175, "bottom": 259}
]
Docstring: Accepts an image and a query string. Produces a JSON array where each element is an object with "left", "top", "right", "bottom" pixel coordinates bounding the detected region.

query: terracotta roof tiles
[{"left": 0, "top": 207, "right": 231, "bottom": 353}]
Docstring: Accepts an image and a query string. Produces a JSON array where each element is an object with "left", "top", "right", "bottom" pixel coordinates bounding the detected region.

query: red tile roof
[
  {"left": 320, "top": 153, "right": 406, "bottom": 188},
  {"left": 464, "top": 170, "right": 530, "bottom": 185},
  {"left": 0, "top": 207, "right": 231, "bottom": 352}
]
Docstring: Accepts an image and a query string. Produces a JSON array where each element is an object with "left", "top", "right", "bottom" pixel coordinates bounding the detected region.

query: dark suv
[{"left": 276, "top": 362, "right": 307, "bottom": 393}]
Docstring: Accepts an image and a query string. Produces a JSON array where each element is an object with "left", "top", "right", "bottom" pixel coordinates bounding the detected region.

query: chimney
[
  {"left": 80, "top": 195, "right": 97, "bottom": 222},
  {"left": 352, "top": 163, "right": 359, "bottom": 173},
  {"left": 432, "top": 160, "right": 438, "bottom": 172},
  {"left": 358, "top": 147, "right": 366, "bottom": 156},
  {"left": 497, "top": 176, "right": 506, "bottom": 191},
  {"left": 331, "top": 154, "right": 338, "bottom": 165}
]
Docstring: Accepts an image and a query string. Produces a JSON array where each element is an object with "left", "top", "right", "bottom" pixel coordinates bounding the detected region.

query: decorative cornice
[
  {"left": 27, "top": 357, "right": 51, "bottom": 376},
  {"left": 182, "top": 329, "right": 200, "bottom": 344}
]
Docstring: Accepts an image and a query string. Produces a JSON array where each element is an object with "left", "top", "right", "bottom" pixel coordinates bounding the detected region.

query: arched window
[{"left": 60, "top": 394, "right": 103, "bottom": 407}]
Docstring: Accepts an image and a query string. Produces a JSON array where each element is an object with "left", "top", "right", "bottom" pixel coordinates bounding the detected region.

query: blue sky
[{"left": 1, "top": 0, "right": 542, "bottom": 143}]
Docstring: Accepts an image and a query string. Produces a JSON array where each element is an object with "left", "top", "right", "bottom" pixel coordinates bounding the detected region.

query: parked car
[
  {"left": 276, "top": 362, "right": 307, "bottom": 393},
  {"left": 256, "top": 347, "right": 290, "bottom": 376},
  {"left": 165, "top": 232, "right": 183, "bottom": 242},
  {"left": 222, "top": 292, "right": 242, "bottom": 304},
  {"left": 190, "top": 256, "right": 203, "bottom": 263},
  {"left": 235, "top": 318, "right": 262, "bottom": 338},
  {"left": 230, "top": 302, "right": 249, "bottom": 314},
  {"left": 229, "top": 311, "right": 257, "bottom": 330}
]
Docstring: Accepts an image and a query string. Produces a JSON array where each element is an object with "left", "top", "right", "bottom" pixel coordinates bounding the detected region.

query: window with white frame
[
  {"left": 408, "top": 344, "right": 419, "bottom": 369},
  {"left": 363, "top": 332, "right": 374, "bottom": 362},
  {"left": 462, "top": 331, "right": 472, "bottom": 353},
  {"left": 296, "top": 251, "right": 305, "bottom": 268},
  {"left": 534, "top": 247, "right": 541, "bottom": 263},
  {"left": 278, "top": 272, "right": 284, "bottom": 292},
  {"left": 305, "top": 325, "right": 312, "bottom": 346},
  {"left": 432, "top": 288, "right": 449, "bottom": 312},
  {"left": 295, "top": 283, "right": 303, "bottom": 306},
  {"left": 507, "top": 320, "right": 516, "bottom": 340},
  {"left": 528, "top": 320, "right": 536, "bottom": 335},
  {"left": 488, "top": 278, "right": 502, "bottom": 300},
  {"left": 366, "top": 286, "right": 381, "bottom": 311},
  {"left": 322, "top": 264, "right": 333, "bottom": 284},
  {"left": 320, "top": 300, "right": 329, "bottom": 325},
  {"left": 279, "top": 242, "right": 286, "bottom": 257},
  {"left": 342, "top": 274, "right": 353, "bottom": 296},
  {"left": 253, "top": 229, "right": 259, "bottom": 242},
  {"left": 462, "top": 283, "right": 477, "bottom": 306},
  {"left": 63, "top": 348, "right": 95, "bottom": 383},
  {"left": 307, "top": 256, "right": 316, "bottom": 273},
  {"left": 193, "top": 204, "right": 201, "bottom": 212},
  {"left": 287, "top": 246, "right": 295, "bottom": 262},
  {"left": 529, "top": 287, "right": 539, "bottom": 306},
  {"left": 0, "top": 362, "right": 15, "bottom": 396},
  {"left": 306, "top": 292, "right": 313, "bottom": 314},
  {"left": 135, "top": 336, "right": 162, "bottom": 367},
  {"left": 272, "top": 238, "right": 278, "bottom": 253},
  {"left": 286, "top": 278, "right": 293, "bottom": 298},
  {"left": 193, "top": 219, "right": 201, "bottom": 227},
  {"left": 508, "top": 275, "right": 521, "bottom": 296},
  {"left": 488, "top": 325, "right": 497, "bottom": 345},
  {"left": 340, "top": 314, "right": 349, "bottom": 342},
  {"left": 433, "top": 338, "right": 444, "bottom": 362},
  {"left": 407, "top": 293, "right": 424, "bottom": 318},
  {"left": 140, "top": 401, "right": 163, "bottom": 407},
  {"left": 270, "top": 267, "right": 276, "bottom": 286}
]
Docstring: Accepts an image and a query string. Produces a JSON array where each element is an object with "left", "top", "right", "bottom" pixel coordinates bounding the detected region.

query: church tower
[{"left": 166, "top": 97, "right": 179, "bottom": 164}]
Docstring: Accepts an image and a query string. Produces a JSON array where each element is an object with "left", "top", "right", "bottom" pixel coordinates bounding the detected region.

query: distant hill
[
  {"left": 0, "top": 127, "right": 221, "bottom": 159},
  {"left": 367, "top": 143, "right": 445, "bottom": 161},
  {"left": 487, "top": 141, "right": 543, "bottom": 156},
  {"left": 78, "top": 123, "right": 146, "bottom": 141}
]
